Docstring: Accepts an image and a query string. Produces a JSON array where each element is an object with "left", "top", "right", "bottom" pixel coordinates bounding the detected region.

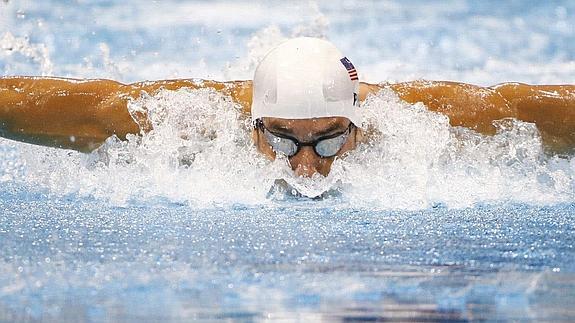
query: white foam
[
  {"left": 337, "top": 89, "right": 575, "bottom": 209},
  {"left": 6, "top": 87, "right": 574, "bottom": 209},
  {"left": 15, "top": 88, "right": 270, "bottom": 206}
]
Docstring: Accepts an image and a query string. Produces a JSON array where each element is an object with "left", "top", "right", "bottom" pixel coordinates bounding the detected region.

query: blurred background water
[{"left": 1, "top": 0, "right": 575, "bottom": 321}]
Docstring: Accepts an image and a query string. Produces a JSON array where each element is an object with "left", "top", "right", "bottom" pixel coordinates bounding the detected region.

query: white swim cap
[{"left": 251, "top": 37, "right": 361, "bottom": 126}]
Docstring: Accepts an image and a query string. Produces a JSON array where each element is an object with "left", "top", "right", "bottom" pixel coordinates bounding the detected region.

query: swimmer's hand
[{"left": 0, "top": 77, "right": 252, "bottom": 152}]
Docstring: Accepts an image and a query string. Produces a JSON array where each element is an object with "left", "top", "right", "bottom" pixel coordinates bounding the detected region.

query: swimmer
[{"left": 1, "top": 37, "right": 575, "bottom": 177}]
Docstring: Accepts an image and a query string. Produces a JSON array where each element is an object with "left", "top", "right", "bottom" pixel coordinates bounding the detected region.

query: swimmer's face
[{"left": 252, "top": 117, "right": 361, "bottom": 177}]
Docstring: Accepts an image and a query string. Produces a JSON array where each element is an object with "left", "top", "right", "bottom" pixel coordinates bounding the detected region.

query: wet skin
[
  {"left": 2, "top": 77, "right": 575, "bottom": 172},
  {"left": 252, "top": 117, "right": 361, "bottom": 177}
]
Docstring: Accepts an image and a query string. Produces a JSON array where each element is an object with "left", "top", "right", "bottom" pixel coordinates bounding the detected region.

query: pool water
[{"left": 1, "top": 0, "right": 575, "bottom": 321}]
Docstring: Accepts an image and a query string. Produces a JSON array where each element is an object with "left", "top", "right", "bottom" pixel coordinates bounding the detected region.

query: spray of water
[
  {"left": 1, "top": 14, "right": 574, "bottom": 209},
  {"left": 0, "top": 32, "right": 53, "bottom": 75},
  {"left": 224, "top": 3, "right": 330, "bottom": 80},
  {"left": 5, "top": 85, "right": 573, "bottom": 209},
  {"left": 338, "top": 88, "right": 575, "bottom": 209}
]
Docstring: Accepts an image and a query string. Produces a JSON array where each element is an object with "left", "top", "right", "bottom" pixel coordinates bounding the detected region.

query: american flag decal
[{"left": 340, "top": 57, "right": 358, "bottom": 81}]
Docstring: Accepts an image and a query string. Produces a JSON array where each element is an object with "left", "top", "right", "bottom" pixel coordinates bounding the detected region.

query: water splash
[
  {"left": 0, "top": 32, "right": 53, "bottom": 75},
  {"left": 1, "top": 1, "right": 574, "bottom": 209},
  {"left": 16, "top": 88, "right": 272, "bottom": 206},
  {"left": 224, "top": 3, "right": 330, "bottom": 80},
  {"left": 7, "top": 87, "right": 575, "bottom": 209},
  {"left": 339, "top": 88, "right": 575, "bottom": 209}
]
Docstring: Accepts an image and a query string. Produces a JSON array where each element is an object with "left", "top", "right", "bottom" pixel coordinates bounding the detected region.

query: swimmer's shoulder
[
  {"left": 359, "top": 80, "right": 440, "bottom": 102},
  {"left": 224, "top": 80, "right": 252, "bottom": 114},
  {"left": 359, "top": 79, "right": 454, "bottom": 97}
]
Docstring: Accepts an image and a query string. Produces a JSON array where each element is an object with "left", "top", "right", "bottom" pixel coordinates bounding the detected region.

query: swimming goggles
[{"left": 255, "top": 119, "right": 353, "bottom": 158}]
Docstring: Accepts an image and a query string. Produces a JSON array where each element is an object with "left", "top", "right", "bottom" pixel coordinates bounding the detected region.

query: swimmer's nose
[{"left": 289, "top": 146, "right": 321, "bottom": 177}]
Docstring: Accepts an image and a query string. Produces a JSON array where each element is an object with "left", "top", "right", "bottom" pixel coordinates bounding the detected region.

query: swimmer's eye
[
  {"left": 257, "top": 119, "right": 352, "bottom": 158},
  {"left": 263, "top": 131, "right": 299, "bottom": 156},
  {"left": 314, "top": 131, "right": 350, "bottom": 157}
]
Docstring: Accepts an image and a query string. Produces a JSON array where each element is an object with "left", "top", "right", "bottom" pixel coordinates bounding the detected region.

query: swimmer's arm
[
  {"left": 492, "top": 83, "right": 575, "bottom": 153},
  {"left": 0, "top": 77, "right": 252, "bottom": 152},
  {"left": 360, "top": 80, "right": 515, "bottom": 135},
  {"left": 0, "top": 77, "right": 130, "bottom": 152},
  {"left": 361, "top": 81, "right": 575, "bottom": 153}
]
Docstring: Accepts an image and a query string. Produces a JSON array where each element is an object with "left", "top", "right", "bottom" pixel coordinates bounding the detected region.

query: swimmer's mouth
[{"left": 268, "top": 178, "right": 341, "bottom": 200}]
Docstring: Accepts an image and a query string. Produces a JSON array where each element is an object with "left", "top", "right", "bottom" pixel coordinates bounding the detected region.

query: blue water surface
[{"left": 1, "top": 182, "right": 574, "bottom": 321}]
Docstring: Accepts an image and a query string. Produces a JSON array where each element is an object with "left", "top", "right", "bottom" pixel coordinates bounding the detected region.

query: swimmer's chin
[{"left": 267, "top": 178, "right": 342, "bottom": 200}]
